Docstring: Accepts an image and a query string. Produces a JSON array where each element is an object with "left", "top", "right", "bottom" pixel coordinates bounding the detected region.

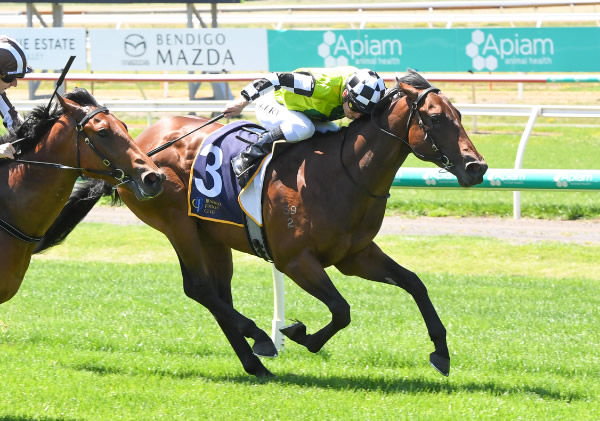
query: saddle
[{"left": 188, "top": 120, "right": 274, "bottom": 261}]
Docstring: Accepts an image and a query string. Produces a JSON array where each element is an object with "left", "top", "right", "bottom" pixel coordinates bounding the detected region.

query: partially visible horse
[
  {"left": 41, "top": 71, "right": 487, "bottom": 377},
  {"left": 0, "top": 88, "right": 164, "bottom": 304}
]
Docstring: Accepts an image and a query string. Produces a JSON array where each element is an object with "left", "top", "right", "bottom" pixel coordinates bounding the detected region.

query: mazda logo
[{"left": 124, "top": 34, "right": 146, "bottom": 57}]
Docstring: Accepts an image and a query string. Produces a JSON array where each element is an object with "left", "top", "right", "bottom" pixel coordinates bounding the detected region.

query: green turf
[{"left": 1, "top": 223, "right": 598, "bottom": 420}]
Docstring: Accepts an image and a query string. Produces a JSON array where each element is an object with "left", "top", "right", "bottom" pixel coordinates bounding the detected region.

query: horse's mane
[
  {"left": 395, "top": 68, "right": 433, "bottom": 92},
  {"left": 0, "top": 87, "right": 99, "bottom": 154}
]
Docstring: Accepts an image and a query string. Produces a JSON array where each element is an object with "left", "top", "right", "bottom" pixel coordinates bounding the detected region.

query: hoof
[
  {"left": 253, "top": 339, "right": 278, "bottom": 358},
  {"left": 280, "top": 321, "right": 307, "bottom": 343},
  {"left": 429, "top": 352, "right": 450, "bottom": 377},
  {"left": 254, "top": 367, "right": 275, "bottom": 378}
]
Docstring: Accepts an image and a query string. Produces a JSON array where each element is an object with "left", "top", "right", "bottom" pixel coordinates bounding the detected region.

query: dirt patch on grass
[{"left": 85, "top": 205, "right": 600, "bottom": 245}]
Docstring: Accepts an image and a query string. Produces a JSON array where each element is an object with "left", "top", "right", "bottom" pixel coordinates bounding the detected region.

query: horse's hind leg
[
  {"left": 280, "top": 251, "right": 351, "bottom": 353},
  {"left": 335, "top": 242, "right": 450, "bottom": 376}
]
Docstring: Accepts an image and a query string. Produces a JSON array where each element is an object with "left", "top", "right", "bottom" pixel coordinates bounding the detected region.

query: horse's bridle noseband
[
  {"left": 372, "top": 86, "right": 454, "bottom": 171},
  {"left": 1, "top": 105, "right": 135, "bottom": 243}
]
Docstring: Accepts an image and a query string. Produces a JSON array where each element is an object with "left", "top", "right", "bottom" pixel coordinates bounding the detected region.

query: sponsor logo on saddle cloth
[{"left": 188, "top": 120, "right": 274, "bottom": 227}]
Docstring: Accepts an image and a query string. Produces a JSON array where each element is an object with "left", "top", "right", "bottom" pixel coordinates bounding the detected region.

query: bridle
[
  {"left": 340, "top": 85, "right": 455, "bottom": 200},
  {"left": 371, "top": 86, "right": 454, "bottom": 171},
  {"left": 13, "top": 106, "right": 133, "bottom": 185},
  {"left": 1, "top": 105, "right": 135, "bottom": 243},
  {"left": 74, "top": 106, "right": 132, "bottom": 184}
]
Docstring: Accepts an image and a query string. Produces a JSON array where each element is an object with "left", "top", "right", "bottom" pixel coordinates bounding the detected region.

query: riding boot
[{"left": 232, "top": 127, "right": 284, "bottom": 187}]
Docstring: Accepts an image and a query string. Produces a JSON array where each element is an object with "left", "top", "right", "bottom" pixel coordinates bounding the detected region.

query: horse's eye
[
  {"left": 98, "top": 128, "right": 109, "bottom": 138},
  {"left": 430, "top": 114, "right": 442, "bottom": 127}
]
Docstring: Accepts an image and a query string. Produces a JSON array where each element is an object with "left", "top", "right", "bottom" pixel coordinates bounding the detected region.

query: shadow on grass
[
  {"left": 211, "top": 372, "right": 584, "bottom": 402},
  {"left": 72, "top": 359, "right": 583, "bottom": 402}
]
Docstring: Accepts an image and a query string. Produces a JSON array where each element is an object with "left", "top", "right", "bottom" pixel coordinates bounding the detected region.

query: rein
[
  {"left": 371, "top": 86, "right": 454, "bottom": 171},
  {"left": 1, "top": 105, "right": 131, "bottom": 243}
]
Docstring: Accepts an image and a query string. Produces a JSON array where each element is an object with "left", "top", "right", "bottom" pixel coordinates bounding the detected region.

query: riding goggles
[
  {"left": 1, "top": 74, "right": 19, "bottom": 83},
  {"left": 346, "top": 96, "right": 368, "bottom": 114}
]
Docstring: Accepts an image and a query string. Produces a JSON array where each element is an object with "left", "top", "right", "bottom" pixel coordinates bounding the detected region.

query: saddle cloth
[{"left": 188, "top": 120, "right": 269, "bottom": 227}]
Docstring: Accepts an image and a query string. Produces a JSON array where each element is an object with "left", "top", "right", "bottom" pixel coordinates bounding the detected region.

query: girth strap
[
  {"left": 242, "top": 212, "right": 273, "bottom": 262},
  {"left": 0, "top": 219, "right": 42, "bottom": 243}
]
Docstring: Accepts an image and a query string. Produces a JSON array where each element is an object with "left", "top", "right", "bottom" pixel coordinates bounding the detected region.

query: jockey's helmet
[
  {"left": 0, "top": 36, "right": 32, "bottom": 83},
  {"left": 343, "top": 69, "right": 386, "bottom": 114}
]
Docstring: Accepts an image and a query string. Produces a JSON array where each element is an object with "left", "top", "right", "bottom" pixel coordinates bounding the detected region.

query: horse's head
[
  {"left": 57, "top": 92, "right": 165, "bottom": 200},
  {"left": 387, "top": 70, "right": 487, "bottom": 187}
]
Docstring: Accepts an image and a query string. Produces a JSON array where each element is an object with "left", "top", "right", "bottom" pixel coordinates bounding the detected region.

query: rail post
[{"left": 513, "top": 106, "right": 541, "bottom": 219}]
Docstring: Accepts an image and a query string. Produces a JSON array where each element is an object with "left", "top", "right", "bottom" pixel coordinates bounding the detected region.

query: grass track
[{"left": 1, "top": 223, "right": 598, "bottom": 420}]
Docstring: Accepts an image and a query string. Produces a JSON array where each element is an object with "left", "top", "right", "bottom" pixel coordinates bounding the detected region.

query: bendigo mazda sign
[{"left": 89, "top": 29, "right": 268, "bottom": 72}]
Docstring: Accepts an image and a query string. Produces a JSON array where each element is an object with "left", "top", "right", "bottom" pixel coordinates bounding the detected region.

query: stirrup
[{"left": 236, "top": 166, "right": 255, "bottom": 188}]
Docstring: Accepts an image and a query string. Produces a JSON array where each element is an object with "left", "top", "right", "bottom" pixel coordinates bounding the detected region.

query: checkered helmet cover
[
  {"left": 0, "top": 35, "right": 32, "bottom": 78},
  {"left": 344, "top": 69, "right": 386, "bottom": 114}
]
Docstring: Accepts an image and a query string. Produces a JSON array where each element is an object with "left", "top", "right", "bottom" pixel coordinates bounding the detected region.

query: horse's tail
[{"left": 34, "top": 179, "right": 115, "bottom": 254}]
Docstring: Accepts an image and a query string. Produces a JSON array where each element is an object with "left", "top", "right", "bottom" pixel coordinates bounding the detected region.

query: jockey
[
  {"left": 223, "top": 66, "right": 386, "bottom": 187},
  {"left": 0, "top": 35, "right": 32, "bottom": 159}
]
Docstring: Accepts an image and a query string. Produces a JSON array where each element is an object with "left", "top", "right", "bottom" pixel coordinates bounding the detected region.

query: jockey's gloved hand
[
  {"left": 0, "top": 142, "right": 15, "bottom": 159},
  {"left": 223, "top": 98, "right": 250, "bottom": 118}
]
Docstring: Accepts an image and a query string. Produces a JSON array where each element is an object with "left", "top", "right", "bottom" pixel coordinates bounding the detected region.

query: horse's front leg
[
  {"left": 177, "top": 255, "right": 277, "bottom": 377},
  {"left": 335, "top": 242, "right": 450, "bottom": 376},
  {"left": 280, "top": 250, "right": 351, "bottom": 353},
  {"left": 0, "top": 241, "right": 34, "bottom": 303}
]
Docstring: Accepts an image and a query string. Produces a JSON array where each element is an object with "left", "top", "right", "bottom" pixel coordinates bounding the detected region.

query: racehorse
[
  {"left": 40, "top": 70, "right": 487, "bottom": 377},
  {"left": 0, "top": 88, "right": 164, "bottom": 304}
]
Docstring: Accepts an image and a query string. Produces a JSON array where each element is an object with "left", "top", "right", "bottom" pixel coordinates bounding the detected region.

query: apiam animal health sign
[{"left": 267, "top": 27, "right": 600, "bottom": 72}]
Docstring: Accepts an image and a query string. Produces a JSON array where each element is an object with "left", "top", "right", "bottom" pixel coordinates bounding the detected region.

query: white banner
[
  {"left": 1, "top": 28, "right": 87, "bottom": 71},
  {"left": 89, "top": 29, "right": 268, "bottom": 72}
]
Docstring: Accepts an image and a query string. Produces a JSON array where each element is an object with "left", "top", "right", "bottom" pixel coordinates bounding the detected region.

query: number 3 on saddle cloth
[{"left": 188, "top": 120, "right": 276, "bottom": 261}]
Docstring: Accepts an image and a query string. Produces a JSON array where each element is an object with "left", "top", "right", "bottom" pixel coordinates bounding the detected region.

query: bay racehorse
[
  {"left": 40, "top": 71, "right": 487, "bottom": 377},
  {"left": 0, "top": 88, "right": 164, "bottom": 304}
]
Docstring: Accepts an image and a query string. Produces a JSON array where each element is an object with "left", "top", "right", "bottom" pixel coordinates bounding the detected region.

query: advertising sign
[
  {"left": 1, "top": 28, "right": 87, "bottom": 71},
  {"left": 268, "top": 27, "right": 600, "bottom": 72},
  {"left": 89, "top": 29, "right": 268, "bottom": 72}
]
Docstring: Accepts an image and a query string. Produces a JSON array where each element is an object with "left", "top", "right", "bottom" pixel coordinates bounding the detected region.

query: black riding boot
[{"left": 231, "top": 127, "right": 284, "bottom": 187}]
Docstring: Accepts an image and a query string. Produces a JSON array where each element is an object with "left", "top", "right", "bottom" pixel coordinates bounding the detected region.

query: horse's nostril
[
  {"left": 142, "top": 171, "right": 164, "bottom": 187},
  {"left": 465, "top": 161, "right": 488, "bottom": 177}
]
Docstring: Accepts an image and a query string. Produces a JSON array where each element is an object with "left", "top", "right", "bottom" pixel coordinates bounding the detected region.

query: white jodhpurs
[{"left": 255, "top": 94, "right": 340, "bottom": 143}]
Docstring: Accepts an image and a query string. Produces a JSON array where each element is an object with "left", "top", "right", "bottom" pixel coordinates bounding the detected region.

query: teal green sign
[
  {"left": 393, "top": 168, "right": 600, "bottom": 191},
  {"left": 268, "top": 27, "right": 600, "bottom": 72}
]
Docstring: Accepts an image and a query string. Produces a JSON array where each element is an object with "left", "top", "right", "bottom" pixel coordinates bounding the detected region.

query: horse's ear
[
  {"left": 56, "top": 93, "right": 82, "bottom": 117},
  {"left": 397, "top": 82, "right": 419, "bottom": 102}
]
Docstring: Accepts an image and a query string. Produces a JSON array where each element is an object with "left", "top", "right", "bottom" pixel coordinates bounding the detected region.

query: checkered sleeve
[
  {"left": 0, "top": 92, "right": 22, "bottom": 132},
  {"left": 240, "top": 71, "right": 316, "bottom": 102}
]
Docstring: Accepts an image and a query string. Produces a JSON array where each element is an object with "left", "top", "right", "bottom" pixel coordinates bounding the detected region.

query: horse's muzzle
[{"left": 456, "top": 158, "right": 488, "bottom": 187}]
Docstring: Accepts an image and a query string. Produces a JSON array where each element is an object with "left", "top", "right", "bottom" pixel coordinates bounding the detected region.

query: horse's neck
[
  {"left": 344, "top": 121, "right": 409, "bottom": 193},
  {"left": 2, "top": 121, "right": 80, "bottom": 237}
]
